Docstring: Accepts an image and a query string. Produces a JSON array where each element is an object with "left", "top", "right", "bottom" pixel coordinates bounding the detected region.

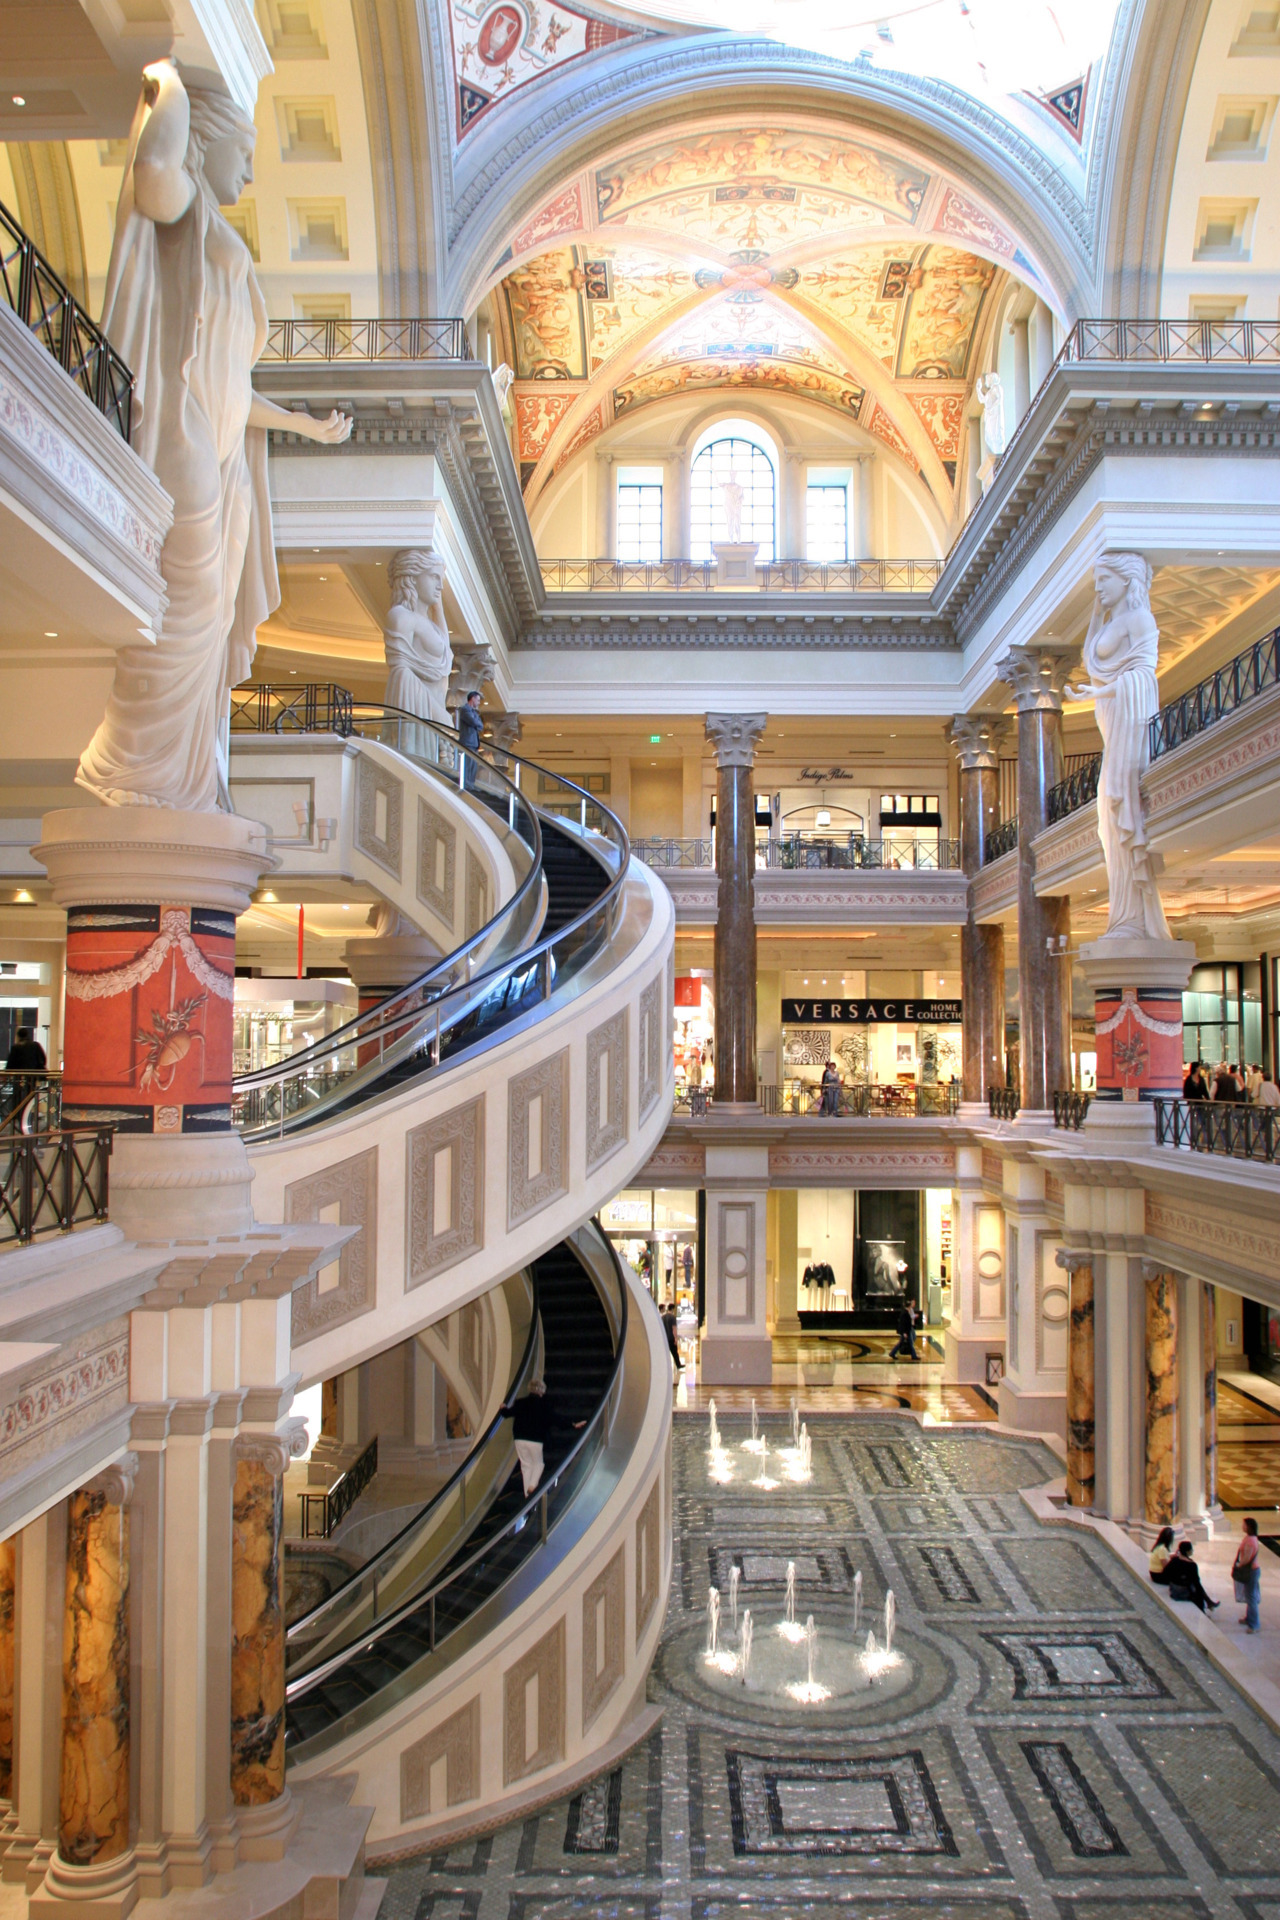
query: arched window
[{"left": 689, "top": 431, "right": 776, "bottom": 563}]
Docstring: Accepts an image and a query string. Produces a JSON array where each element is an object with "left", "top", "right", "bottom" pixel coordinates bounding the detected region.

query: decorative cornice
[{"left": 517, "top": 616, "right": 958, "bottom": 649}]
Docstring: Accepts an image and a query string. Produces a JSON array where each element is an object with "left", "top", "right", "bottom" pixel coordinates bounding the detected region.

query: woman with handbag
[{"left": 1233, "top": 1517, "right": 1262, "bottom": 1633}]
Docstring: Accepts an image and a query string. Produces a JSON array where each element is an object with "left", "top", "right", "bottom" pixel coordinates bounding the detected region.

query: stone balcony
[{"left": 635, "top": 837, "right": 968, "bottom": 929}]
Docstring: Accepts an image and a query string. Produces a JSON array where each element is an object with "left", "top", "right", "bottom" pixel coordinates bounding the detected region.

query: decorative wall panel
[
  {"left": 581, "top": 1546, "right": 625, "bottom": 1731},
  {"left": 638, "top": 975, "right": 662, "bottom": 1121},
  {"left": 503, "top": 1619, "right": 565, "bottom": 1786},
  {"left": 586, "top": 1010, "right": 628, "bottom": 1171},
  {"left": 356, "top": 756, "right": 403, "bottom": 879},
  {"left": 715, "top": 1199, "right": 756, "bottom": 1324},
  {"left": 416, "top": 796, "right": 457, "bottom": 929},
  {"left": 464, "top": 846, "right": 488, "bottom": 939},
  {"left": 400, "top": 1696, "right": 480, "bottom": 1819},
  {"left": 635, "top": 1475, "right": 660, "bottom": 1644},
  {"left": 286, "top": 1148, "right": 378, "bottom": 1342},
  {"left": 507, "top": 1051, "right": 569, "bottom": 1227},
  {"left": 406, "top": 1097, "right": 484, "bottom": 1289}
]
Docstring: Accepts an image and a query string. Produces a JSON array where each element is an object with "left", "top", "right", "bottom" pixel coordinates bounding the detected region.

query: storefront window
[
  {"left": 675, "top": 973, "right": 714, "bottom": 1100},
  {"left": 602, "top": 1187, "right": 698, "bottom": 1306}
]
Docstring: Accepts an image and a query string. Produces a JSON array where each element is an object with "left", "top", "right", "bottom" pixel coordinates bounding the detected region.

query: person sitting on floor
[
  {"left": 1164, "top": 1538, "right": 1220, "bottom": 1612},
  {"left": 1149, "top": 1524, "right": 1176, "bottom": 1584}
]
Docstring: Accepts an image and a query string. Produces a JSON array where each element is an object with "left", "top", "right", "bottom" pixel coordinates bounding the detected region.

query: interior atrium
[{"left": 5, "top": 0, "right": 1280, "bottom": 1912}]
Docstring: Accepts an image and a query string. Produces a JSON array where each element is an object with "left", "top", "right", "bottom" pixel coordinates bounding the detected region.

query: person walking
[
  {"left": 1247, "top": 1062, "right": 1265, "bottom": 1104},
  {"left": 887, "top": 1297, "right": 920, "bottom": 1362},
  {"left": 1182, "top": 1062, "right": 1208, "bottom": 1101},
  {"left": 500, "top": 1380, "right": 584, "bottom": 1509},
  {"left": 1212, "top": 1063, "right": 1240, "bottom": 1102},
  {"left": 819, "top": 1059, "right": 842, "bottom": 1116},
  {"left": 661, "top": 1303, "right": 683, "bottom": 1372},
  {"left": 4, "top": 1026, "right": 46, "bottom": 1072},
  {"left": 1233, "top": 1516, "right": 1262, "bottom": 1632},
  {"left": 1258, "top": 1072, "right": 1280, "bottom": 1109}
]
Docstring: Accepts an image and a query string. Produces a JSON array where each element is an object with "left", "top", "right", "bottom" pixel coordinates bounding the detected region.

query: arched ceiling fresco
[{"left": 485, "top": 117, "right": 1037, "bottom": 514}]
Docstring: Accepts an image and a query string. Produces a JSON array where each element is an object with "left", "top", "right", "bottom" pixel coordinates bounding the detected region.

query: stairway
[{"left": 284, "top": 1239, "right": 619, "bottom": 1753}]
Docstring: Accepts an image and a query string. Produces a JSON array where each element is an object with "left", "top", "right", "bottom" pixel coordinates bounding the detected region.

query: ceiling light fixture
[
  {"left": 44, "top": 630, "right": 57, "bottom": 638},
  {"left": 11, "top": 97, "right": 25, "bottom": 107}
]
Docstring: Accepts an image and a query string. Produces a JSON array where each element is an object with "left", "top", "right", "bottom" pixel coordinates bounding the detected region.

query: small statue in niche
[
  {"left": 719, "top": 469, "right": 745, "bottom": 543},
  {"left": 382, "top": 549, "right": 453, "bottom": 759},
  {"left": 975, "top": 371, "right": 1006, "bottom": 460}
]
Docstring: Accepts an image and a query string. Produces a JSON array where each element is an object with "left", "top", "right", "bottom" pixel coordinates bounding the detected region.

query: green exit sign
[{"left": 649, "top": 734, "right": 661, "bottom": 743}]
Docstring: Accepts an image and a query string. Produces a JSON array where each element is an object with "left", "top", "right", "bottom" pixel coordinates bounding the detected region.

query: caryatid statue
[
  {"left": 1067, "top": 553, "right": 1171, "bottom": 941},
  {"left": 383, "top": 550, "right": 453, "bottom": 753},
  {"left": 76, "top": 60, "right": 351, "bottom": 813}
]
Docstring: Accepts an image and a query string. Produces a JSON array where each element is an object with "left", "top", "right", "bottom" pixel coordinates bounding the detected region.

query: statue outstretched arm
[
  {"left": 131, "top": 61, "right": 197, "bottom": 226},
  {"left": 247, "top": 392, "right": 352, "bottom": 443}
]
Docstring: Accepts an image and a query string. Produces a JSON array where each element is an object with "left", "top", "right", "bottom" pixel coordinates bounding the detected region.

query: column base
[
  {"left": 109, "top": 1132, "right": 256, "bottom": 1241},
  {"left": 698, "top": 1334, "right": 773, "bottom": 1386},
  {"left": 232, "top": 1787, "right": 302, "bottom": 1863},
  {"left": 1082, "top": 1099, "right": 1156, "bottom": 1146},
  {"left": 996, "top": 1377, "right": 1065, "bottom": 1439},
  {"left": 30, "top": 1848, "right": 138, "bottom": 1919},
  {"left": 1011, "top": 1108, "right": 1056, "bottom": 1133},
  {"left": 943, "top": 1327, "right": 1005, "bottom": 1386}
]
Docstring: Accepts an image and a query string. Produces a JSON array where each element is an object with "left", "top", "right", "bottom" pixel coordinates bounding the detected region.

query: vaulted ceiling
[{"left": 480, "top": 116, "right": 1040, "bottom": 514}]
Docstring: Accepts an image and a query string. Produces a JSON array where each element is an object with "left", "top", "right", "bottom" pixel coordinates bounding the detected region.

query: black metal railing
[
  {"left": 1, "top": 201, "right": 133, "bottom": 438},
  {"left": 539, "top": 557, "right": 944, "bottom": 594},
  {"left": 759, "top": 1082, "right": 961, "bottom": 1118},
  {"left": 299, "top": 1436, "right": 379, "bottom": 1540},
  {"left": 759, "top": 835, "right": 962, "bottom": 871},
  {"left": 1149, "top": 624, "right": 1280, "bottom": 760},
  {"left": 1053, "top": 1089, "right": 1092, "bottom": 1130},
  {"left": 1155, "top": 1097, "right": 1280, "bottom": 1163},
  {"left": 988, "top": 1086, "right": 1020, "bottom": 1120},
  {"left": 985, "top": 817, "right": 1019, "bottom": 863},
  {"left": 0, "top": 1071, "right": 61, "bottom": 1134},
  {"left": 260, "top": 318, "right": 473, "bottom": 363},
  {"left": 1047, "top": 754, "right": 1102, "bottom": 824},
  {"left": 0, "top": 1128, "right": 112, "bottom": 1246},
  {"left": 229, "top": 681, "right": 354, "bottom": 736}
]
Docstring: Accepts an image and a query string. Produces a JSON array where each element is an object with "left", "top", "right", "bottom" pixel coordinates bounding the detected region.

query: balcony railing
[
  {"left": 632, "top": 836, "right": 960, "bottom": 872},
  {"left": 0, "top": 1128, "right": 112, "bottom": 1246},
  {"left": 1, "top": 200, "right": 133, "bottom": 438},
  {"left": 1149, "top": 623, "right": 1280, "bottom": 761},
  {"left": 298, "top": 1436, "right": 379, "bottom": 1539},
  {"left": 229, "top": 681, "right": 355, "bottom": 735},
  {"left": 988, "top": 1086, "right": 1020, "bottom": 1120},
  {"left": 1053, "top": 1089, "right": 1092, "bottom": 1130},
  {"left": 259, "top": 318, "right": 473, "bottom": 363},
  {"left": 984, "top": 817, "right": 1019, "bottom": 863},
  {"left": 759, "top": 1082, "right": 961, "bottom": 1118},
  {"left": 539, "top": 557, "right": 943, "bottom": 595},
  {"left": 1155, "top": 1096, "right": 1280, "bottom": 1163},
  {"left": 0, "top": 1071, "right": 61, "bottom": 1135}
]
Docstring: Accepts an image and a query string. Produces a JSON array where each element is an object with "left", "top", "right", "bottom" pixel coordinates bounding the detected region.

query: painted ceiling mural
[
  {"left": 446, "top": 0, "right": 646, "bottom": 141},
  {"left": 489, "top": 119, "right": 1036, "bottom": 510}
]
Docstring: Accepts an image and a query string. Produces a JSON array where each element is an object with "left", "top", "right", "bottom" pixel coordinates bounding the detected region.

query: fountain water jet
[
  {"left": 708, "top": 1399, "right": 720, "bottom": 1453},
  {"left": 778, "top": 1558, "right": 805, "bottom": 1642},
  {"left": 742, "top": 1399, "right": 765, "bottom": 1453},
  {"left": 753, "top": 1435, "right": 778, "bottom": 1489},
  {"left": 853, "top": 1569, "right": 862, "bottom": 1632},
  {"left": 791, "top": 1395, "right": 799, "bottom": 1444},
  {"left": 729, "top": 1563, "right": 740, "bottom": 1628},
  {"left": 884, "top": 1589, "right": 896, "bottom": 1655},
  {"left": 786, "top": 1613, "right": 832, "bottom": 1704},
  {"left": 740, "top": 1608, "right": 753, "bottom": 1684},
  {"left": 706, "top": 1586, "right": 720, "bottom": 1658}
]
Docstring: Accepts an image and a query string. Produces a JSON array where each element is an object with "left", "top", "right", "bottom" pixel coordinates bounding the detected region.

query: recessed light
[
  {"left": 341, "top": 904, "right": 349, "bottom": 910},
  {"left": 12, "top": 97, "right": 25, "bottom": 107},
  {"left": 312, "top": 547, "right": 320, "bottom": 553},
  {"left": 290, "top": 668, "right": 297, "bottom": 675},
  {"left": 14, "top": 889, "right": 32, "bottom": 903},
  {"left": 318, "top": 575, "right": 327, "bottom": 581},
  {"left": 44, "top": 630, "right": 57, "bottom": 638}
]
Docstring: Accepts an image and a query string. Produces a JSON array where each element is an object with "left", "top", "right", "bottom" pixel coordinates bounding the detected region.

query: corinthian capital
[
  {"left": 705, "top": 712, "right": 767, "bottom": 769},
  {"left": 948, "top": 713, "right": 1006, "bottom": 770},
  {"left": 447, "top": 644, "right": 497, "bottom": 709},
  {"left": 999, "top": 644, "right": 1074, "bottom": 714}
]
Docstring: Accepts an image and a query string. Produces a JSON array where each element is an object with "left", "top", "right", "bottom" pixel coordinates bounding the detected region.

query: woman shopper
[
  {"left": 1149, "top": 1524, "right": 1176, "bottom": 1584},
  {"left": 1233, "top": 1516, "right": 1262, "bottom": 1632}
]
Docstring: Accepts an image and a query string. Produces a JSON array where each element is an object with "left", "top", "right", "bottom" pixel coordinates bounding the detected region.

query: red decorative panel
[{"left": 1093, "top": 986, "right": 1183, "bottom": 1104}]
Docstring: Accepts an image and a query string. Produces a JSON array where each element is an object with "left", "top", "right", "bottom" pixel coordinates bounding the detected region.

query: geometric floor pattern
[{"left": 379, "top": 1411, "right": 1280, "bottom": 1919}]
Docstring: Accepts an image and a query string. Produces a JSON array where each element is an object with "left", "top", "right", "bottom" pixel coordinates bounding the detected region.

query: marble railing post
[
  {"left": 230, "top": 1434, "right": 296, "bottom": 1810},
  {"left": 1057, "top": 1251, "right": 1095, "bottom": 1507},
  {"left": 1144, "top": 1266, "right": 1178, "bottom": 1528},
  {"left": 949, "top": 714, "right": 1006, "bottom": 1107},
  {"left": 1000, "top": 644, "right": 1073, "bottom": 1116},
  {"left": 1203, "top": 1283, "right": 1218, "bottom": 1515},
  {"left": 36, "top": 1457, "right": 139, "bottom": 1915},
  {"left": 705, "top": 714, "right": 767, "bottom": 1108}
]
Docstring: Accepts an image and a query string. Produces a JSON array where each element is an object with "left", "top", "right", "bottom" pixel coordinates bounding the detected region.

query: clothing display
[{"left": 801, "top": 1261, "right": 837, "bottom": 1288}]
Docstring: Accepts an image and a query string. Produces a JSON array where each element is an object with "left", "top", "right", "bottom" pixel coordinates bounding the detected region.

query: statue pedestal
[
  {"left": 34, "top": 808, "right": 275, "bottom": 1237},
  {"left": 711, "top": 542, "right": 759, "bottom": 589},
  {"left": 1077, "top": 935, "right": 1196, "bottom": 1143}
]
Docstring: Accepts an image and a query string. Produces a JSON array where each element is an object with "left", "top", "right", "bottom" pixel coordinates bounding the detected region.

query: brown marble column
[
  {"left": 0, "top": 1534, "right": 13, "bottom": 1804},
  {"left": 705, "top": 713, "right": 767, "bottom": 1107},
  {"left": 59, "top": 1459, "right": 135, "bottom": 1867},
  {"left": 1203, "top": 1283, "right": 1218, "bottom": 1513},
  {"left": 230, "top": 1435, "right": 291, "bottom": 1807},
  {"left": 1000, "top": 645, "right": 1073, "bottom": 1113},
  {"left": 1144, "top": 1267, "right": 1178, "bottom": 1527},
  {"left": 1057, "top": 1250, "right": 1095, "bottom": 1507},
  {"left": 949, "top": 714, "right": 1007, "bottom": 1103}
]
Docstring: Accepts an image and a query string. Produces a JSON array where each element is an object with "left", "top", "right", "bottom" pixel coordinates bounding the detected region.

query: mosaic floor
[{"left": 378, "top": 1410, "right": 1280, "bottom": 1919}]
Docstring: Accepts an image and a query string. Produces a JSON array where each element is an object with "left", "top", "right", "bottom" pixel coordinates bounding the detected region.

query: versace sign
[{"left": 782, "top": 998, "right": 963, "bottom": 1025}]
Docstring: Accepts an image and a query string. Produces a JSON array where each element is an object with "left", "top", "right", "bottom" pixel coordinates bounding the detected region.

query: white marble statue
[
  {"left": 719, "top": 469, "right": 745, "bottom": 543},
  {"left": 975, "top": 372, "right": 1006, "bottom": 459},
  {"left": 383, "top": 549, "right": 453, "bottom": 757},
  {"left": 490, "top": 362, "right": 515, "bottom": 411},
  {"left": 76, "top": 60, "right": 351, "bottom": 812},
  {"left": 1067, "top": 553, "right": 1171, "bottom": 941}
]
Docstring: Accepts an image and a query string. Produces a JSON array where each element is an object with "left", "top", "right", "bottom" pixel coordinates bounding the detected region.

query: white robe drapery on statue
[{"left": 77, "top": 92, "right": 278, "bottom": 811}]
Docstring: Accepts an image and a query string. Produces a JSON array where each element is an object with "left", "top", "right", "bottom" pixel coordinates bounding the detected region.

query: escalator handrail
[
  {"left": 285, "top": 1267, "right": 541, "bottom": 1664},
  {"left": 230, "top": 701, "right": 543, "bottom": 1089},
  {"left": 231, "top": 703, "right": 630, "bottom": 1138},
  {"left": 285, "top": 1220, "right": 629, "bottom": 1708}
]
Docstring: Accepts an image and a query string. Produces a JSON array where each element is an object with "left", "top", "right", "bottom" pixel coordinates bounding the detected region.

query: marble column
[
  {"left": 999, "top": 644, "right": 1073, "bottom": 1115},
  {"left": 1144, "top": 1267, "right": 1178, "bottom": 1527},
  {"left": 705, "top": 714, "right": 767, "bottom": 1108},
  {"left": 1058, "top": 1251, "right": 1095, "bottom": 1508},
  {"left": 230, "top": 1435, "right": 291, "bottom": 1808},
  {"left": 57, "top": 1458, "right": 136, "bottom": 1873},
  {"left": 949, "top": 715, "right": 1006, "bottom": 1106},
  {"left": 1203, "top": 1283, "right": 1218, "bottom": 1515},
  {"left": 0, "top": 1535, "right": 13, "bottom": 1806}
]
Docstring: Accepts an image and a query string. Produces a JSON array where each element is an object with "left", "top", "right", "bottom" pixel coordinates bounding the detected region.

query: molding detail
[
  {"left": 233, "top": 1422, "right": 308, "bottom": 1477},
  {"left": 581, "top": 1546, "right": 625, "bottom": 1732},
  {"left": 585, "top": 1010, "right": 628, "bottom": 1172},
  {"left": 356, "top": 756, "right": 404, "bottom": 880},
  {"left": 286, "top": 1149, "right": 379, "bottom": 1343},
  {"left": 503, "top": 1619, "right": 565, "bottom": 1786},
  {"left": 638, "top": 974, "right": 663, "bottom": 1123},
  {"left": 0, "top": 1323, "right": 130, "bottom": 1473},
  {"left": 416, "top": 796, "right": 458, "bottom": 929},
  {"left": 507, "top": 1051, "right": 569, "bottom": 1227},
  {"left": 84, "top": 1449, "right": 139, "bottom": 1507},
  {"left": 705, "top": 712, "right": 767, "bottom": 769},
  {"left": 635, "top": 1475, "right": 660, "bottom": 1644},
  {"left": 400, "top": 1696, "right": 481, "bottom": 1819},
  {"left": 406, "top": 1096, "right": 485, "bottom": 1288}
]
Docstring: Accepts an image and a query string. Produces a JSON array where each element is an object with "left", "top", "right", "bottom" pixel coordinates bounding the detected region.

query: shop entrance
[
  {"left": 601, "top": 1187, "right": 699, "bottom": 1309},
  {"left": 788, "top": 1187, "right": 950, "bottom": 1331}
]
